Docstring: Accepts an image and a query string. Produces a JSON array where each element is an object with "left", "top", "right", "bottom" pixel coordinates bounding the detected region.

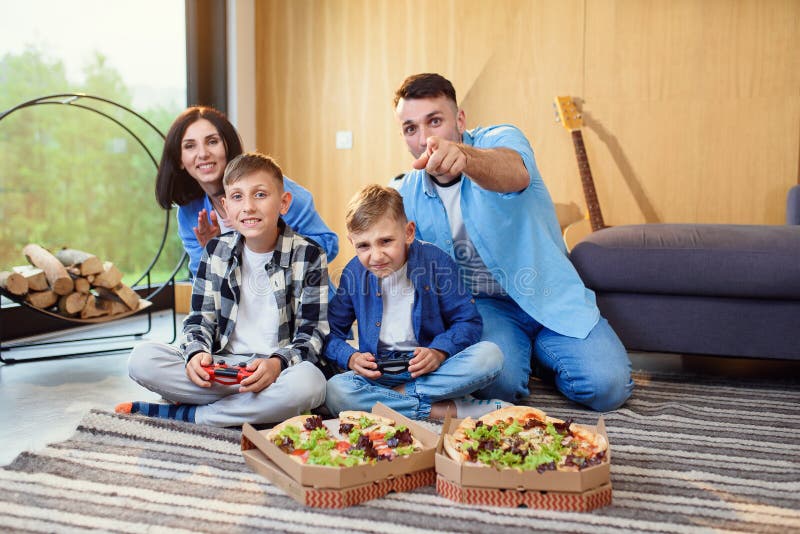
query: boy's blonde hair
[
  {"left": 223, "top": 152, "right": 283, "bottom": 189},
  {"left": 345, "top": 184, "right": 407, "bottom": 233}
]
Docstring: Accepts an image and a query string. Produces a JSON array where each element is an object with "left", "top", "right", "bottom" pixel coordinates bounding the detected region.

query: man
[{"left": 391, "top": 73, "right": 633, "bottom": 411}]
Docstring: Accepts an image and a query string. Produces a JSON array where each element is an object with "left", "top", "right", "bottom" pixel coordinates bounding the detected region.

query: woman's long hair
[{"left": 154, "top": 106, "right": 244, "bottom": 208}]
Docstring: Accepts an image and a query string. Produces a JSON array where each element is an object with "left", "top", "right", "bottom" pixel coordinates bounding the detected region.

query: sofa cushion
[
  {"left": 788, "top": 185, "right": 800, "bottom": 225},
  {"left": 569, "top": 224, "right": 800, "bottom": 299},
  {"left": 595, "top": 292, "right": 800, "bottom": 359}
]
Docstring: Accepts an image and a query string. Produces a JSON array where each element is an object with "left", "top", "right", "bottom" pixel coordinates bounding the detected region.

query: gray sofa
[{"left": 569, "top": 186, "right": 800, "bottom": 360}]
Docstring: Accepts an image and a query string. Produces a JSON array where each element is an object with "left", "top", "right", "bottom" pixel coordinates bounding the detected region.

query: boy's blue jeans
[
  {"left": 325, "top": 341, "right": 503, "bottom": 420},
  {"left": 472, "top": 295, "right": 634, "bottom": 411}
]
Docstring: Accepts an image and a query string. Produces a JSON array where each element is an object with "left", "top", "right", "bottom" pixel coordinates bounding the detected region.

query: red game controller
[{"left": 201, "top": 360, "right": 255, "bottom": 385}]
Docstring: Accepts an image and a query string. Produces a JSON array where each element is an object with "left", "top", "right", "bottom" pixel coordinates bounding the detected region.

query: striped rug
[{"left": 1, "top": 370, "right": 798, "bottom": 533}]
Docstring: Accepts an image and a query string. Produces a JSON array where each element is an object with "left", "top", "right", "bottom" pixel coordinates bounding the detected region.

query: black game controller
[{"left": 375, "top": 351, "right": 414, "bottom": 374}]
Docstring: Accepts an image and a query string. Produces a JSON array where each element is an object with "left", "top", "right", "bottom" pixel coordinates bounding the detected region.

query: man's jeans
[
  {"left": 472, "top": 295, "right": 634, "bottom": 411},
  {"left": 325, "top": 341, "right": 502, "bottom": 419}
]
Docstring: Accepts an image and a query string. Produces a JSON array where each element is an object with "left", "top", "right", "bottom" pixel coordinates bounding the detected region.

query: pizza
[
  {"left": 442, "top": 406, "right": 608, "bottom": 472},
  {"left": 267, "top": 411, "right": 422, "bottom": 467}
]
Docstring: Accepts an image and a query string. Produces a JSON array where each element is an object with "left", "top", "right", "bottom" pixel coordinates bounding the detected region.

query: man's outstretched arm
[{"left": 414, "top": 135, "right": 529, "bottom": 193}]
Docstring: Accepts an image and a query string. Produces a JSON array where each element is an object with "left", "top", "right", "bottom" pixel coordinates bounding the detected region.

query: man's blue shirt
[{"left": 393, "top": 124, "right": 599, "bottom": 338}]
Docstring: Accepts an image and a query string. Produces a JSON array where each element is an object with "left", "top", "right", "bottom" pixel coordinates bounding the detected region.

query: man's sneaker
[{"left": 453, "top": 395, "right": 512, "bottom": 418}]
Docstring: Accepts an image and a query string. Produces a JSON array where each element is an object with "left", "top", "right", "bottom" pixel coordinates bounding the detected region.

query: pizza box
[
  {"left": 241, "top": 403, "right": 440, "bottom": 490},
  {"left": 437, "top": 476, "right": 612, "bottom": 511},
  {"left": 435, "top": 414, "right": 611, "bottom": 493},
  {"left": 242, "top": 446, "right": 435, "bottom": 508}
]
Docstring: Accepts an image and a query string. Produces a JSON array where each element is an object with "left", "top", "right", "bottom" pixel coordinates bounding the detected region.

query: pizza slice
[
  {"left": 338, "top": 410, "right": 396, "bottom": 435},
  {"left": 554, "top": 419, "right": 609, "bottom": 471},
  {"left": 478, "top": 406, "right": 547, "bottom": 428},
  {"left": 337, "top": 410, "right": 422, "bottom": 461},
  {"left": 267, "top": 414, "right": 361, "bottom": 467}
]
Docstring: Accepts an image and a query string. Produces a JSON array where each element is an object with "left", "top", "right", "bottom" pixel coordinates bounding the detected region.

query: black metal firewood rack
[{"left": 0, "top": 94, "right": 186, "bottom": 363}]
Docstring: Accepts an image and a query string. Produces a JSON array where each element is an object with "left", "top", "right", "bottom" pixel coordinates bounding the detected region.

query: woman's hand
[{"left": 193, "top": 208, "right": 221, "bottom": 247}]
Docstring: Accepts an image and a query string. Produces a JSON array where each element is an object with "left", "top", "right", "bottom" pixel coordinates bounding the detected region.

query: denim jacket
[{"left": 324, "top": 239, "right": 482, "bottom": 370}]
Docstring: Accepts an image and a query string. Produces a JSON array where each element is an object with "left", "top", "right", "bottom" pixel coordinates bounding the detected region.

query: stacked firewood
[{"left": 0, "top": 244, "right": 144, "bottom": 320}]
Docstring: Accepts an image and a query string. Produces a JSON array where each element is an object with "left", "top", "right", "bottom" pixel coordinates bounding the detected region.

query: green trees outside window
[{"left": 1, "top": 47, "right": 186, "bottom": 285}]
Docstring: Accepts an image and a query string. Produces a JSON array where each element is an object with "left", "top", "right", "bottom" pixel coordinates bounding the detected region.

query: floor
[
  {"left": 0, "top": 311, "right": 172, "bottom": 466},
  {"left": 1, "top": 311, "right": 798, "bottom": 467}
]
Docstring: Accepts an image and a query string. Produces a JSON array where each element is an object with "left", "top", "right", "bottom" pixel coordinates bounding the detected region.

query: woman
[{"left": 155, "top": 106, "right": 338, "bottom": 276}]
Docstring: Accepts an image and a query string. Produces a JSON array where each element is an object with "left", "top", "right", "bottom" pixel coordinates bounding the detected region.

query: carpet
[{"left": 1, "top": 370, "right": 798, "bottom": 533}]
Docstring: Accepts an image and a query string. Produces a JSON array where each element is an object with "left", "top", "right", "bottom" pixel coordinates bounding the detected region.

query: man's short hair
[
  {"left": 346, "top": 184, "right": 407, "bottom": 233},
  {"left": 223, "top": 152, "right": 284, "bottom": 189},
  {"left": 393, "top": 73, "right": 457, "bottom": 108}
]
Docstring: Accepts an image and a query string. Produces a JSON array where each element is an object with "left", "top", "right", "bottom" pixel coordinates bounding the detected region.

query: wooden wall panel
[
  {"left": 254, "top": 0, "right": 800, "bottom": 274},
  {"left": 584, "top": 0, "right": 800, "bottom": 225},
  {"left": 254, "top": 0, "right": 522, "bottom": 275},
  {"left": 462, "top": 0, "right": 587, "bottom": 223}
]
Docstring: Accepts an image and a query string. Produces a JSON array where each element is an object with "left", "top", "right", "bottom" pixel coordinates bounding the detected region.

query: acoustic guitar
[{"left": 554, "top": 96, "right": 607, "bottom": 251}]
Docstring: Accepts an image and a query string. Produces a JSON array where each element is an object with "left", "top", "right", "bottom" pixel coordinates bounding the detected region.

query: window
[{"left": 0, "top": 0, "right": 187, "bottom": 285}]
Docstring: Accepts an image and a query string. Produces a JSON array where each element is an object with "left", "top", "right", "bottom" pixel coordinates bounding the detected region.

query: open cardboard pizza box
[
  {"left": 435, "top": 413, "right": 612, "bottom": 510},
  {"left": 242, "top": 403, "right": 439, "bottom": 507}
]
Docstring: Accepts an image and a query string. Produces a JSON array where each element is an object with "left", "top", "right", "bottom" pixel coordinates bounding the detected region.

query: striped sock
[{"left": 115, "top": 401, "right": 197, "bottom": 423}]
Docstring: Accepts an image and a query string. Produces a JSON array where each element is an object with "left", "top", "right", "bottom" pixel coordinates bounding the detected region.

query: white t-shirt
[
  {"left": 434, "top": 179, "right": 506, "bottom": 296},
  {"left": 226, "top": 245, "right": 280, "bottom": 355},
  {"left": 377, "top": 262, "right": 418, "bottom": 353}
]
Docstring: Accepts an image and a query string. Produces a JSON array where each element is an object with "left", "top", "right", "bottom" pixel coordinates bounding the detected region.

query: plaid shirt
[{"left": 181, "top": 220, "right": 329, "bottom": 368}]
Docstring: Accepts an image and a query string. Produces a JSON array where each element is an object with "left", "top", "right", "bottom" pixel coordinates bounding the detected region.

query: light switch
[{"left": 336, "top": 130, "right": 353, "bottom": 150}]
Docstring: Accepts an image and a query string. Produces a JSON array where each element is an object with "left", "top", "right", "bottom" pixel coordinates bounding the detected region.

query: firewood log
[
  {"left": 96, "top": 283, "right": 140, "bottom": 310},
  {"left": 22, "top": 244, "right": 74, "bottom": 296},
  {"left": 58, "top": 292, "right": 89, "bottom": 316},
  {"left": 0, "top": 271, "right": 28, "bottom": 296},
  {"left": 72, "top": 277, "right": 91, "bottom": 294},
  {"left": 80, "top": 294, "right": 108, "bottom": 319},
  {"left": 96, "top": 298, "right": 129, "bottom": 315},
  {"left": 14, "top": 266, "right": 49, "bottom": 291},
  {"left": 26, "top": 290, "right": 57, "bottom": 309},
  {"left": 92, "top": 262, "right": 123, "bottom": 289},
  {"left": 56, "top": 248, "right": 103, "bottom": 276}
]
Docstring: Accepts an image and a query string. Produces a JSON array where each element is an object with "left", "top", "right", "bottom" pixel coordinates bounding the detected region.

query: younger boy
[
  {"left": 118, "top": 153, "right": 329, "bottom": 427},
  {"left": 325, "top": 184, "right": 508, "bottom": 420}
]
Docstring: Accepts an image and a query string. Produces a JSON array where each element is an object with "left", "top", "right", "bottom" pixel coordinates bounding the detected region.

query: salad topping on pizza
[{"left": 443, "top": 406, "right": 608, "bottom": 472}]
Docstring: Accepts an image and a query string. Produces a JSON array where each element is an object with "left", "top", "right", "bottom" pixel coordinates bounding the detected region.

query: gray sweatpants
[{"left": 127, "top": 341, "right": 327, "bottom": 427}]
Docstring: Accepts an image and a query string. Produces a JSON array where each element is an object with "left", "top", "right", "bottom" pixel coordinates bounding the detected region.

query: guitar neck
[{"left": 571, "top": 130, "right": 606, "bottom": 231}]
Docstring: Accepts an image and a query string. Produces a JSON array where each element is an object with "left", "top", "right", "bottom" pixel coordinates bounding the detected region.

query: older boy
[
  {"left": 325, "top": 184, "right": 508, "bottom": 420},
  {"left": 118, "top": 153, "right": 328, "bottom": 427}
]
